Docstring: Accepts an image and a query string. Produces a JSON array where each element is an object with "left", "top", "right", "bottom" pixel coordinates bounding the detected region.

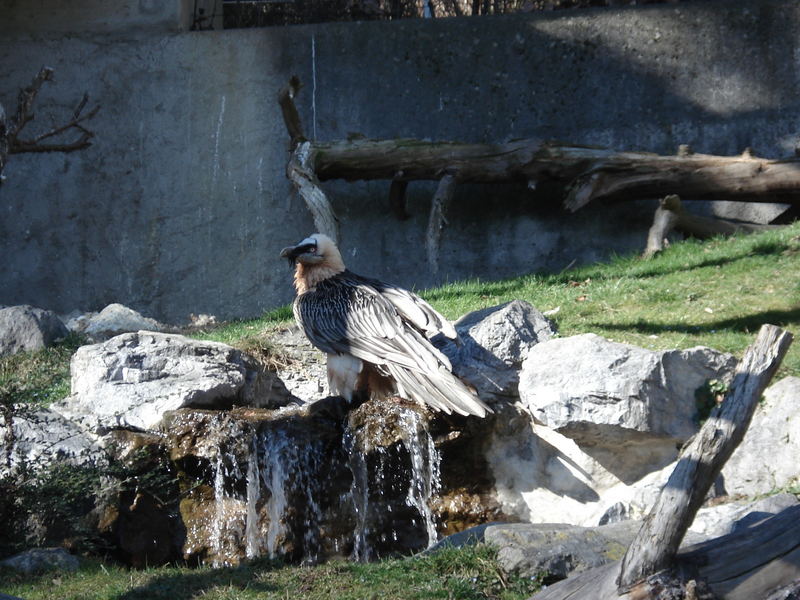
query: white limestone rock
[
  {"left": 719, "top": 376, "right": 800, "bottom": 498},
  {"left": 519, "top": 334, "right": 736, "bottom": 446},
  {"left": 56, "top": 331, "right": 288, "bottom": 433}
]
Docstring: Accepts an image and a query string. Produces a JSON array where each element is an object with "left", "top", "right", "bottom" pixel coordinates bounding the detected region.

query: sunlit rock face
[{"left": 57, "top": 331, "right": 294, "bottom": 434}]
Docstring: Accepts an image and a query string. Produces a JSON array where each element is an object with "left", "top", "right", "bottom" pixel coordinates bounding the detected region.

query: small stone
[{"left": 0, "top": 548, "right": 79, "bottom": 574}]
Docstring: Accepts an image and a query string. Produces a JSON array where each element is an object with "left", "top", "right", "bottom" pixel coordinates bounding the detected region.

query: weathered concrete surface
[{"left": 1, "top": 1, "right": 798, "bottom": 322}]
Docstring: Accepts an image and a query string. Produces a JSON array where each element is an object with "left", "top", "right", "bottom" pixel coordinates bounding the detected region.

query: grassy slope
[{"left": 199, "top": 222, "right": 800, "bottom": 378}]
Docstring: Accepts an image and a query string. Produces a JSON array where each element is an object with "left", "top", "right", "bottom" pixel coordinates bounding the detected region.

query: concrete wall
[{"left": 1, "top": 1, "right": 798, "bottom": 322}]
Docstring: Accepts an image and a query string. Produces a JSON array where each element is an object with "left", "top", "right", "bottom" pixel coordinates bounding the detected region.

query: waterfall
[
  {"left": 209, "top": 446, "right": 244, "bottom": 568},
  {"left": 345, "top": 403, "right": 442, "bottom": 561},
  {"left": 399, "top": 408, "right": 441, "bottom": 549},
  {"left": 244, "top": 439, "right": 262, "bottom": 559},
  {"left": 184, "top": 399, "right": 443, "bottom": 566}
]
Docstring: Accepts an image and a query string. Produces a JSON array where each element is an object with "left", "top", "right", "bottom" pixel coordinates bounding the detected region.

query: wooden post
[{"left": 617, "top": 324, "right": 793, "bottom": 592}]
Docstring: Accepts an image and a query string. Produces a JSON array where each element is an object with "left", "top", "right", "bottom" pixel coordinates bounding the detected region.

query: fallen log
[
  {"left": 532, "top": 324, "right": 794, "bottom": 600},
  {"left": 533, "top": 507, "right": 800, "bottom": 600},
  {"left": 289, "top": 136, "right": 800, "bottom": 208},
  {"left": 277, "top": 76, "right": 798, "bottom": 264},
  {"left": 643, "top": 194, "right": 782, "bottom": 258}
]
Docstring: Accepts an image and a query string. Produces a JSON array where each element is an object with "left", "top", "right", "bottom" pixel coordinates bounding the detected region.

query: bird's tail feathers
[{"left": 388, "top": 364, "right": 492, "bottom": 418}]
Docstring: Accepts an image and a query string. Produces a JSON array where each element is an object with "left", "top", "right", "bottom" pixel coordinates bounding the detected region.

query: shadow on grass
[
  {"left": 592, "top": 307, "right": 800, "bottom": 337},
  {"left": 116, "top": 561, "right": 283, "bottom": 600},
  {"left": 423, "top": 237, "right": 797, "bottom": 305}
]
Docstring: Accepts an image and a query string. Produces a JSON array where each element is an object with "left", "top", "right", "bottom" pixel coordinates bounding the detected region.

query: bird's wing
[
  {"left": 295, "top": 274, "right": 491, "bottom": 417},
  {"left": 295, "top": 275, "right": 451, "bottom": 373},
  {"left": 346, "top": 271, "right": 458, "bottom": 340}
]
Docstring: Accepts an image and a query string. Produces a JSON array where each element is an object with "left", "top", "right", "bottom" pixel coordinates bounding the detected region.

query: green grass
[
  {"left": 0, "top": 544, "right": 543, "bottom": 600},
  {"left": 425, "top": 223, "right": 800, "bottom": 378},
  {"left": 195, "top": 223, "right": 800, "bottom": 379},
  {"left": 0, "top": 332, "right": 84, "bottom": 406}
]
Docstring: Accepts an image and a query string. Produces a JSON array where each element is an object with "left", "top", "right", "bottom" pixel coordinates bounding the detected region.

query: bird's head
[{"left": 280, "top": 233, "right": 344, "bottom": 270}]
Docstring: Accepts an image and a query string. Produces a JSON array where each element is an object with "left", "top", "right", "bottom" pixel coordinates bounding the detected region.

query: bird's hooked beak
[{"left": 280, "top": 237, "right": 324, "bottom": 266}]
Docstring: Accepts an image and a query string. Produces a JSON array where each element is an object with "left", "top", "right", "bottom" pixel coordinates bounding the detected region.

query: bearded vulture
[{"left": 280, "top": 233, "right": 491, "bottom": 418}]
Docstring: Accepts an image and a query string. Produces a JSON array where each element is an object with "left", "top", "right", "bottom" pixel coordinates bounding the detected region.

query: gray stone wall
[{"left": 1, "top": 0, "right": 798, "bottom": 322}]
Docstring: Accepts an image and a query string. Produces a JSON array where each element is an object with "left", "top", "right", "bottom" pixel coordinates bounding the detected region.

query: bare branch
[{"left": 1, "top": 66, "right": 99, "bottom": 180}]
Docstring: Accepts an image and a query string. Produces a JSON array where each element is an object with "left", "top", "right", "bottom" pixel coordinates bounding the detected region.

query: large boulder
[
  {"left": 0, "top": 406, "right": 106, "bottom": 477},
  {"left": 720, "top": 376, "right": 800, "bottom": 498},
  {"left": 0, "top": 305, "right": 68, "bottom": 357},
  {"left": 55, "top": 331, "right": 291, "bottom": 433},
  {"left": 520, "top": 334, "right": 736, "bottom": 446},
  {"left": 442, "top": 300, "right": 557, "bottom": 400}
]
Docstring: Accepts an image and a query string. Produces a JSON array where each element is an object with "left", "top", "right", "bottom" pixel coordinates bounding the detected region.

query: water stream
[{"left": 184, "top": 400, "right": 442, "bottom": 566}]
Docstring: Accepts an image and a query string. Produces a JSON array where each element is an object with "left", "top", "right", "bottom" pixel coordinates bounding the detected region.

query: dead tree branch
[
  {"left": 644, "top": 194, "right": 782, "bottom": 258},
  {"left": 618, "top": 324, "right": 793, "bottom": 591},
  {"left": 0, "top": 66, "right": 100, "bottom": 181},
  {"left": 426, "top": 174, "right": 456, "bottom": 273},
  {"left": 295, "top": 136, "right": 800, "bottom": 208}
]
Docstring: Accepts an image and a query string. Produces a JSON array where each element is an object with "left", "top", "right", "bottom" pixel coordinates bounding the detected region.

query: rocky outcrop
[
  {"left": 520, "top": 334, "right": 736, "bottom": 445},
  {"left": 720, "top": 376, "right": 800, "bottom": 498},
  {"left": 8, "top": 299, "right": 797, "bottom": 575},
  {"left": 55, "top": 331, "right": 292, "bottom": 433},
  {"left": 0, "top": 305, "right": 68, "bottom": 357},
  {"left": 443, "top": 300, "right": 557, "bottom": 401}
]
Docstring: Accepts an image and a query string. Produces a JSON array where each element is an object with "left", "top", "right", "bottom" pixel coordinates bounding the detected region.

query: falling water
[
  {"left": 399, "top": 408, "right": 441, "bottom": 549},
  {"left": 244, "top": 440, "right": 262, "bottom": 559},
  {"left": 345, "top": 403, "right": 442, "bottom": 561},
  {"left": 209, "top": 447, "right": 244, "bottom": 568},
  {"left": 203, "top": 414, "right": 330, "bottom": 566},
  {"left": 188, "top": 399, "right": 443, "bottom": 566},
  {"left": 344, "top": 427, "right": 373, "bottom": 562}
]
